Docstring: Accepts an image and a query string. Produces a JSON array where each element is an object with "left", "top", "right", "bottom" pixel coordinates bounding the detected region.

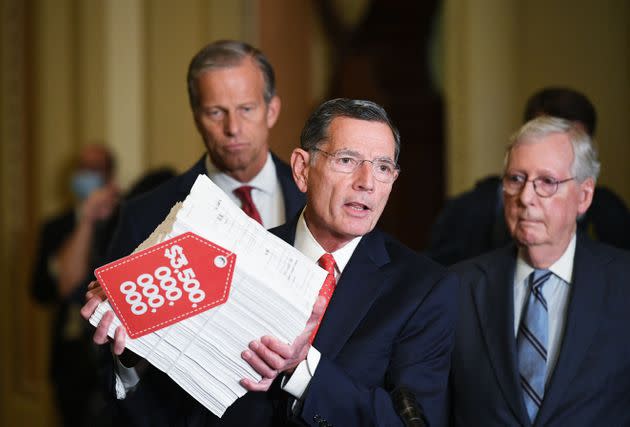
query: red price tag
[{"left": 95, "top": 232, "right": 235, "bottom": 338}]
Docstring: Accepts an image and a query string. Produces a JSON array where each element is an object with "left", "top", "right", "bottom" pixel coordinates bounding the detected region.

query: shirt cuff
[
  {"left": 113, "top": 355, "right": 140, "bottom": 400},
  {"left": 281, "top": 347, "right": 321, "bottom": 399}
]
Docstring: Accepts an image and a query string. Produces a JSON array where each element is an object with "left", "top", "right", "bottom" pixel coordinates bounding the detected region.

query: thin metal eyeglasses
[
  {"left": 311, "top": 148, "right": 400, "bottom": 183},
  {"left": 502, "top": 173, "right": 575, "bottom": 198}
]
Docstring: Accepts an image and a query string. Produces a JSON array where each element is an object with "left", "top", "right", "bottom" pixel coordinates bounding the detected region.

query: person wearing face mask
[{"left": 31, "top": 143, "right": 119, "bottom": 427}]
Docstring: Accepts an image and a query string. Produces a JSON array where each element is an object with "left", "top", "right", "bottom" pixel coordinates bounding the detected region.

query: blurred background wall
[{"left": 1, "top": 0, "right": 627, "bottom": 425}]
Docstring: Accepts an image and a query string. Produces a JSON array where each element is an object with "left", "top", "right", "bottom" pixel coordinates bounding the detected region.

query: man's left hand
[{"left": 240, "top": 296, "right": 327, "bottom": 392}]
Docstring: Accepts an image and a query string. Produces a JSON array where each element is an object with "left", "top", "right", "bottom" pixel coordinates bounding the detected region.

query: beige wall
[
  {"left": 445, "top": 0, "right": 630, "bottom": 204},
  {"left": 516, "top": 0, "right": 630, "bottom": 202}
]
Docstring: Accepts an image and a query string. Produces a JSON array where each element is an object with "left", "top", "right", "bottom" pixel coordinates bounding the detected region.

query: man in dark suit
[
  {"left": 449, "top": 116, "right": 630, "bottom": 426},
  {"left": 108, "top": 39, "right": 305, "bottom": 262},
  {"left": 428, "top": 87, "right": 630, "bottom": 265},
  {"left": 84, "top": 98, "right": 457, "bottom": 426},
  {"left": 233, "top": 98, "right": 457, "bottom": 426}
]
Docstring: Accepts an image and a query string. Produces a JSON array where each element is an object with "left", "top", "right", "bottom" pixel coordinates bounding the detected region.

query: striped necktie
[{"left": 517, "top": 269, "right": 552, "bottom": 421}]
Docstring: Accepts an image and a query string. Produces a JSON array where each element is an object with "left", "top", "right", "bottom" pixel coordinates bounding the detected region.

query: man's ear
[
  {"left": 290, "top": 148, "right": 309, "bottom": 193},
  {"left": 266, "top": 96, "right": 281, "bottom": 128},
  {"left": 577, "top": 177, "right": 595, "bottom": 216}
]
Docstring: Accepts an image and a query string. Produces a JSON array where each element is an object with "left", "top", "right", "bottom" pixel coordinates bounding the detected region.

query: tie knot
[
  {"left": 233, "top": 185, "right": 254, "bottom": 200},
  {"left": 530, "top": 269, "right": 552, "bottom": 291},
  {"left": 318, "top": 253, "right": 336, "bottom": 276},
  {"left": 233, "top": 185, "right": 263, "bottom": 225}
]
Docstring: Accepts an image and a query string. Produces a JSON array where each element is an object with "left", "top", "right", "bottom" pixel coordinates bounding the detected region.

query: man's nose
[
  {"left": 518, "top": 180, "right": 537, "bottom": 204},
  {"left": 353, "top": 161, "right": 375, "bottom": 191},
  {"left": 224, "top": 112, "right": 241, "bottom": 136}
]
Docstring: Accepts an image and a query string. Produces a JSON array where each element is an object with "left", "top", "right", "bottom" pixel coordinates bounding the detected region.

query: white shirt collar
[
  {"left": 294, "top": 209, "right": 362, "bottom": 275},
  {"left": 515, "top": 233, "right": 576, "bottom": 285},
  {"left": 204, "top": 152, "right": 276, "bottom": 194}
]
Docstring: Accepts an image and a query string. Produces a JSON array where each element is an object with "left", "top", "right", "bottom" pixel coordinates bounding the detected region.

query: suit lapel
[
  {"left": 271, "top": 152, "right": 306, "bottom": 220},
  {"left": 472, "top": 246, "right": 531, "bottom": 424},
  {"left": 176, "top": 156, "right": 206, "bottom": 197},
  {"left": 269, "top": 222, "right": 390, "bottom": 359},
  {"left": 269, "top": 216, "right": 298, "bottom": 246},
  {"left": 535, "top": 235, "right": 610, "bottom": 425},
  {"left": 312, "top": 230, "right": 390, "bottom": 359}
]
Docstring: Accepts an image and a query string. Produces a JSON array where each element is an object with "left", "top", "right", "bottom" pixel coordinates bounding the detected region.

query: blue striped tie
[{"left": 517, "top": 269, "right": 552, "bottom": 421}]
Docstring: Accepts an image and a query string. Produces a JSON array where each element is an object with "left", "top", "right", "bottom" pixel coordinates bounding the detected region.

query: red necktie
[
  {"left": 309, "top": 253, "right": 337, "bottom": 343},
  {"left": 233, "top": 185, "right": 263, "bottom": 225}
]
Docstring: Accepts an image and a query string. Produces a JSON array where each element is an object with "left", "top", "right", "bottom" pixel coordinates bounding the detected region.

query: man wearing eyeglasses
[
  {"left": 449, "top": 116, "right": 630, "bottom": 426},
  {"left": 84, "top": 98, "right": 457, "bottom": 426},
  {"left": 235, "top": 98, "right": 457, "bottom": 426}
]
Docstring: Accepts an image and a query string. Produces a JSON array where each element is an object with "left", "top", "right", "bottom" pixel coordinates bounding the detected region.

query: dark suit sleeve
[
  {"left": 427, "top": 177, "right": 503, "bottom": 265},
  {"left": 105, "top": 201, "right": 143, "bottom": 263},
  {"left": 297, "top": 272, "right": 458, "bottom": 427},
  {"left": 31, "top": 213, "right": 75, "bottom": 304},
  {"left": 97, "top": 201, "right": 156, "bottom": 416},
  {"left": 584, "top": 186, "right": 630, "bottom": 250}
]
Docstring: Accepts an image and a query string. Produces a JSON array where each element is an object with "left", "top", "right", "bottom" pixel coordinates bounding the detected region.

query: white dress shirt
[
  {"left": 513, "top": 234, "right": 576, "bottom": 383},
  {"left": 205, "top": 152, "right": 286, "bottom": 228},
  {"left": 281, "top": 210, "right": 362, "bottom": 399}
]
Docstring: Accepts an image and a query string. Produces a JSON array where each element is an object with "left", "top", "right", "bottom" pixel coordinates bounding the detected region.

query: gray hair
[
  {"left": 300, "top": 98, "right": 401, "bottom": 161},
  {"left": 504, "top": 116, "right": 600, "bottom": 183},
  {"left": 187, "top": 40, "right": 276, "bottom": 111}
]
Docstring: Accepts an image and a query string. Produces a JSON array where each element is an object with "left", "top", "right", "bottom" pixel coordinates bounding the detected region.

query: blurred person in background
[{"left": 31, "top": 143, "right": 119, "bottom": 427}]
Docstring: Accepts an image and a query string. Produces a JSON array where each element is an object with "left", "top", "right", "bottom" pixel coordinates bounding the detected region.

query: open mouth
[{"left": 345, "top": 202, "right": 371, "bottom": 212}]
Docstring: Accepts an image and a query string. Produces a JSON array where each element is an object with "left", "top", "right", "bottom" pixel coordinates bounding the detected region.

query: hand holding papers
[
  {"left": 88, "top": 175, "right": 326, "bottom": 417},
  {"left": 240, "top": 295, "right": 327, "bottom": 392}
]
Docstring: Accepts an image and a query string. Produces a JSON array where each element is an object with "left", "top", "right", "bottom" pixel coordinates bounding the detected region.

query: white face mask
[{"left": 71, "top": 171, "right": 104, "bottom": 200}]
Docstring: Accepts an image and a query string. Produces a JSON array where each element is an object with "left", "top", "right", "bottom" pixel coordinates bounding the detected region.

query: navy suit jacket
[
  {"left": 449, "top": 234, "right": 630, "bottom": 426},
  {"left": 270, "top": 217, "right": 458, "bottom": 427}
]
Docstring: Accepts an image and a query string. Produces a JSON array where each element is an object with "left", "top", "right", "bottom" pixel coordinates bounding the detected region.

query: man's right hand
[{"left": 81, "top": 280, "right": 127, "bottom": 355}]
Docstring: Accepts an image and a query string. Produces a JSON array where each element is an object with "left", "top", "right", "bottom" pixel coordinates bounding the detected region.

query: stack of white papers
[{"left": 90, "top": 174, "right": 326, "bottom": 417}]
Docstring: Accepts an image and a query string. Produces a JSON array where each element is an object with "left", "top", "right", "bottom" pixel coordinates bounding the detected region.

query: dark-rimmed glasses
[
  {"left": 312, "top": 148, "right": 400, "bottom": 183},
  {"left": 502, "top": 173, "right": 575, "bottom": 198}
]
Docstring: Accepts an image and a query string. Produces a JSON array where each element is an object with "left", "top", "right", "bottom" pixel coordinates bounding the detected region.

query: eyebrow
[
  {"left": 334, "top": 149, "right": 395, "bottom": 163},
  {"left": 505, "top": 170, "right": 564, "bottom": 180}
]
